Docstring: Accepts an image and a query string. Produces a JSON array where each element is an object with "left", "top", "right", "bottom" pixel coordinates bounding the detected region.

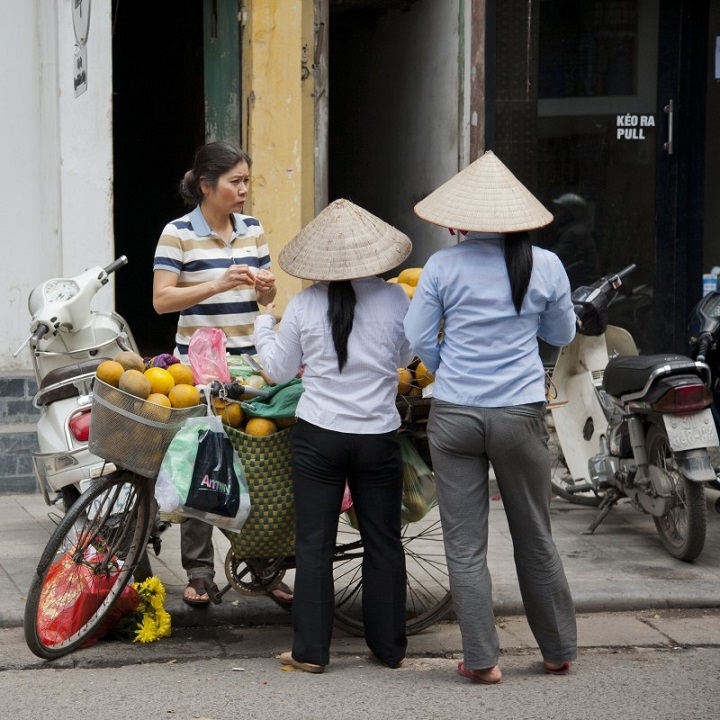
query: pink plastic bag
[
  {"left": 340, "top": 482, "right": 353, "bottom": 513},
  {"left": 188, "top": 328, "right": 231, "bottom": 384}
]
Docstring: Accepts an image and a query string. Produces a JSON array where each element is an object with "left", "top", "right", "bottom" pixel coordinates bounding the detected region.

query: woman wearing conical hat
[
  {"left": 254, "top": 199, "right": 413, "bottom": 673},
  {"left": 404, "top": 151, "right": 577, "bottom": 683}
]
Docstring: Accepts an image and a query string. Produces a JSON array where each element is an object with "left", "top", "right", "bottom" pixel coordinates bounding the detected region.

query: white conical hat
[
  {"left": 414, "top": 150, "right": 553, "bottom": 232},
  {"left": 279, "top": 199, "right": 412, "bottom": 281}
]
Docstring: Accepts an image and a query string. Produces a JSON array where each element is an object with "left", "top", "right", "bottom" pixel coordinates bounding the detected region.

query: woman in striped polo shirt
[{"left": 153, "top": 141, "right": 288, "bottom": 607}]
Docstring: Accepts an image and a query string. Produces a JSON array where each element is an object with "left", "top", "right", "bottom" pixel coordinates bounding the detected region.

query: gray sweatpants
[{"left": 428, "top": 399, "right": 577, "bottom": 669}]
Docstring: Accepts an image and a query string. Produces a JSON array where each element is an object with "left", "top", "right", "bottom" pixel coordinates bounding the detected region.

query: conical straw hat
[
  {"left": 414, "top": 150, "right": 553, "bottom": 232},
  {"left": 279, "top": 199, "right": 412, "bottom": 281}
]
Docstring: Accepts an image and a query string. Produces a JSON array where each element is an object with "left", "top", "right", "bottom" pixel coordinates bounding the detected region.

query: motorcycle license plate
[{"left": 663, "top": 409, "right": 719, "bottom": 451}]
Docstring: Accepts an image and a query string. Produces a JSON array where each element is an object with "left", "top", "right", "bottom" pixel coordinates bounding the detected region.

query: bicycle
[{"left": 24, "top": 379, "right": 452, "bottom": 659}]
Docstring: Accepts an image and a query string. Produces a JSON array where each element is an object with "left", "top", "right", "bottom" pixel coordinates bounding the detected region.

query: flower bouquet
[{"left": 111, "top": 576, "right": 171, "bottom": 643}]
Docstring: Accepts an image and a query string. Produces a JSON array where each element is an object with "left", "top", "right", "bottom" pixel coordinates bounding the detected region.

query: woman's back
[
  {"left": 256, "top": 276, "right": 412, "bottom": 432},
  {"left": 405, "top": 234, "right": 574, "bottom": 407}
]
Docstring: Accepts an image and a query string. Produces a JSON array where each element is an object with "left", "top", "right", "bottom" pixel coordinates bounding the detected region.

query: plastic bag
[
  {"left": 398, "top": 435, "right": 437, "bottom": 524},
  {"left": 185, "top": 424, "right": 241, "bottom": 518},
  {"left": 188, "top": 327, "right": 231, "bottom": 384},
  {"left": 37, "top": 548, "right": 140, "bottom": 648},
  {"left": 340, "top": 481, "right": 353, "bottom": 513},
  {"left": 155, "top": 415, "right": 251, "bottom": 532}
]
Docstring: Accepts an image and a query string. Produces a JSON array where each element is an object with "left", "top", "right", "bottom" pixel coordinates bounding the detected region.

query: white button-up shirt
[{"left": 254, "top": 277, "right": 413, "bottom": 433}]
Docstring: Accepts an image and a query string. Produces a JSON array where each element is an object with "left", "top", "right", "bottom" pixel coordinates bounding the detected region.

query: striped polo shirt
[{"left": 153, "top": 205, "right": 271, "bottom": 356}]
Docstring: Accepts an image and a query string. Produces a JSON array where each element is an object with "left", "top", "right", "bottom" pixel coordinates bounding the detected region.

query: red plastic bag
[
  {"left": 37, "top": 549, "right": 140, "bottom": 648},
  {"left": 188, "top": 327, "right": 231, "bottom": 384}
]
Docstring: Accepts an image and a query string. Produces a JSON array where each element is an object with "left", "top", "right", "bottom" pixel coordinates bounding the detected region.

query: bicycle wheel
[
  {"left": 24, "top": 470, "right": 151, "bottom": 659},
  {"left": 333, "top": 506, "right": 453, "bottom": 636}
]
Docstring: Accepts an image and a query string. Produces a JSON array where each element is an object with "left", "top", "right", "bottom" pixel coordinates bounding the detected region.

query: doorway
[
  {"left": 490, "top": 0, "right": 709, "bottom": 354},
  {"left": 328, "top": 0, "right": 467, "bottom": 269},
  {"left": 112, "top": 0, "right": 205, "bottom": 357}
]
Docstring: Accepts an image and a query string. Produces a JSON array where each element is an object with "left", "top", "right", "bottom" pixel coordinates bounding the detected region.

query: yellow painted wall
[{"left": 242, "top": 1, "right": 316, "bottom": 310}]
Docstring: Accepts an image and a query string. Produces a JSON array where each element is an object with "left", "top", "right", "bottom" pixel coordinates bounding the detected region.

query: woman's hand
[
  {"left": 214, "top": 264, "right": 256, "bottom": 294},
  {"left": 255, "top": 269, "right": 277, "bottom": 305}
]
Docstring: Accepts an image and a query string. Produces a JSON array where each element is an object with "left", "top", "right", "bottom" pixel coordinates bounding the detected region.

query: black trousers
[{"left": 290, "top": 419, "right": 408, "bottom": 666}]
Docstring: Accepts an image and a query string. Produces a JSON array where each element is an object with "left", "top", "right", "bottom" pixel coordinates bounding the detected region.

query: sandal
[
  {"left": 457, "top": 661, "right": 502, "bottom": 684},
  {"left": 267, "top": 581, "right": 293, "bottom": 608},
  {"left": 543, "top": 661, "right": 571, "bottom": 675},
  {"left": 277, "top": 651, "right": 324, "bottom": 674},
  {"left": 183, "top": 578, "right": 222, "bottom": 607}
]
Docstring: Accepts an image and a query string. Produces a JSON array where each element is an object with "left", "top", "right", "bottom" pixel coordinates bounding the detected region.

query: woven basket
[
  {"left": 89, "top": 378, "right": 205, "bottom": 478},
  {"left": 221, "top": 425, "right": 296, "bottom": 559}
]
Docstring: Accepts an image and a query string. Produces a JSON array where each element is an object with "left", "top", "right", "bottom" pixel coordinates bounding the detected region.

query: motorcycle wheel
[
  {"left": 646, "top": 425, "right": 707, "bottom": 562},
  {"left": 24, "top": 470, "right": 151, "bottom": 659}
]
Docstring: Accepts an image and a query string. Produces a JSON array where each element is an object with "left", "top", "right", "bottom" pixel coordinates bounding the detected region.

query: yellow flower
[
  {"left": 134, "top": 614, "right": 159, "bottom": 643},
  {"left": 156, "top": 610, "right": 172, "bottom": 638},
  {"left": 143, "top": 576, "right": 166, "bottom": 601}
]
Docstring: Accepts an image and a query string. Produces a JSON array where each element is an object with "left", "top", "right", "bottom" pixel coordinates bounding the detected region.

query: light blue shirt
[{"left": 403, "top": 234, "right": 575, "bottom": 407}]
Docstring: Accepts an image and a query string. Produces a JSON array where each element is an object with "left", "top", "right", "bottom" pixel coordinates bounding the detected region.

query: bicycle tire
[
  {"left": 333, "top": 508, "right": 453, "bottom": 637},
  {"left": 24, "top": 470, "right": 151, "bottom": 659}
]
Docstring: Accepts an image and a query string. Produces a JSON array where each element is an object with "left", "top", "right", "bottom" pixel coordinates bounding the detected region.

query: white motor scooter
[
  {"left": 13, "top": 257, "right": 138, "bottom": 510},
  {"left": 549, "top": 265, "right": 718, "bottom": 561}
]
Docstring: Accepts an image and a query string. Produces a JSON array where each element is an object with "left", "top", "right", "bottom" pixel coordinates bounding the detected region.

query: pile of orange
[
  {"left": 397, "top": 360, "right": 435, "bottom": 397},
  {"left": 95, "top": 352, "right": 201, "bottom": 410}
]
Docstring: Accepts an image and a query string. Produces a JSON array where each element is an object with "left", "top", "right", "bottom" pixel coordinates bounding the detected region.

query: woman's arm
[
  {"left": 403, "top": 261, "right": 443, "bottom": 373},
  {"left": 254, "top": 300, "right": 303, "bottom": 383},
  {"left": 152, "top": 266, "right": 256, "bottom": 314}
]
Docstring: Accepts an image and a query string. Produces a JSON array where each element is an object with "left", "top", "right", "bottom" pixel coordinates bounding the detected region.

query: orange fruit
[
  {"left": 386, "top": 277, "right": 399, "bottom": 284},
  {"left": 113, "top": 350, "right": 145, "bottom": 372},
  {"left": 143, "top": 367, "right": 175, "bottom": 396},
  {"left": 96, "top": 360, "right": 124, "bottom": 387},
  {"left": 211, "top": 397, "right": 227, "bottom": 412},
  {"left": 414, "top": 361, "right": 435, "bottom": 388},
  {"left": 168, "top": 383, "right": 201, "bottom": 408},
  {"left": 397, "top": 267, "right": 423, "bottom": 286},
  {"left": 397, "top": 368, "right": 413, "bottom": 395},
  {"left": 147, "top": 392, "right": 172, "bottom": 408},
  {"left": 118, "top": 369, "right": 151, "bottom": 399},
  {"left": 220, "top": 403, "right": 243, "bottom": 428},
  {"left": 166, "top": 363, "right": 195, "bottom": 386},
  {"left": 245, "top": 417, "right": 277, "bottom": 436}
]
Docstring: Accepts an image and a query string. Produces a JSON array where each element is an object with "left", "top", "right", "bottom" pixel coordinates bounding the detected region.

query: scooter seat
[
  {"left": 36, "top": 358, "right": 109, "bottom": 406},
  {"left": 602, "top": 354, "right": 699, "bottom": 398}
]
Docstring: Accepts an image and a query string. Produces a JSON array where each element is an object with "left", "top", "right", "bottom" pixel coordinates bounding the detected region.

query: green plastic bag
[
  {"left": 241, "top": 378, "right": 304, "bottom": 419},
  {"left": 398, "top": 434, "right": 437, "bottom": 524}
]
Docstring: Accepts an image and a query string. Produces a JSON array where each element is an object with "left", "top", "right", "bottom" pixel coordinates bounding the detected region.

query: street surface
[{"left": 2, "top": 610, "right": 719, "bottom": 720}]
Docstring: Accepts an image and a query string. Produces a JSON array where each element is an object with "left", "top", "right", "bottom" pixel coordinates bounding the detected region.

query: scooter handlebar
[{"left": 103, "top": 256, "right": 128, "bottom": 276}]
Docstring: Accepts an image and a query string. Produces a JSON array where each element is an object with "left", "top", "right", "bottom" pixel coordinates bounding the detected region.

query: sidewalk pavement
[{"left": 1, "top": 485, "right": 719, "bottom": 631}]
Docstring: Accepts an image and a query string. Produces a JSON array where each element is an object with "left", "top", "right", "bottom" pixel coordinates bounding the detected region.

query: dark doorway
[{"left": 112, "top": 0, "right": 205, "bottom": 357}]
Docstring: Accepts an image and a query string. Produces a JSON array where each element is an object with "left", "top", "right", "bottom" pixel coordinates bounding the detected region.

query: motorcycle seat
[
  {"left": 602, "top": 354, "right": 699, "bottom": 398},
  {"left": 36, "top": 358, "right": 109, "bottom": 406}
]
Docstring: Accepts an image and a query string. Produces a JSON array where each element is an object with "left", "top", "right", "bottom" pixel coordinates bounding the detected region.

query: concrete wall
[
  {"left": 0, "top": 0, "right": 114, "bottom": 374},
  {"left": 330, "top": 0, "right": 466, "bottom": 268}
]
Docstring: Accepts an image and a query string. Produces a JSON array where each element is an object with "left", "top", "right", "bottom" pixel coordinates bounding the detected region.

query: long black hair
[
  {"left": 327, "top": 281, "right": 356, "bottom": 372},
  {"left": 504, "top": 231, "right": 533, "bottom": 313}
]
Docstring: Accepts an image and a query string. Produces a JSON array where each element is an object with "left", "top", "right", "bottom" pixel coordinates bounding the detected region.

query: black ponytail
[
  {"left": 327, "top": 281, "right": 356, "bottom": 372},
  {"left": 504, "top": 231, "right": 533, "bottom": 313}
]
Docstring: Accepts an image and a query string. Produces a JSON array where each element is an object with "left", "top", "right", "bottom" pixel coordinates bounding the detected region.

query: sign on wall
[
  {"left": 616, "top": 114, "right": 655, "bottom": 140},
  {"left": 72, "top": 0, "right": 91, "bottom": 97}
]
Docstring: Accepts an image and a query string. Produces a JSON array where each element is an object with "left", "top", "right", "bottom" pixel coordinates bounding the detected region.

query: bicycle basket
[
  {"left": 221, "top": 425, "right": 295, "bottom": 558},
  {"left": 89, "top": 378, "right": 205, "bottom": 478}
]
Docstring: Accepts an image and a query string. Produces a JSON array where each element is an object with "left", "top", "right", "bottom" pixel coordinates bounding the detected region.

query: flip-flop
[
  {"left": 277, "top": 651, "right": 324, "bottom": 674},
  {"left": 543, "top": 661, "right": 571, "bottom": 675},
  {"left": 457, "top": 661, "right": 502, "bottom": 684},
  {"left": 182, "top": 578, "right": 215, "bottom": 607}
]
